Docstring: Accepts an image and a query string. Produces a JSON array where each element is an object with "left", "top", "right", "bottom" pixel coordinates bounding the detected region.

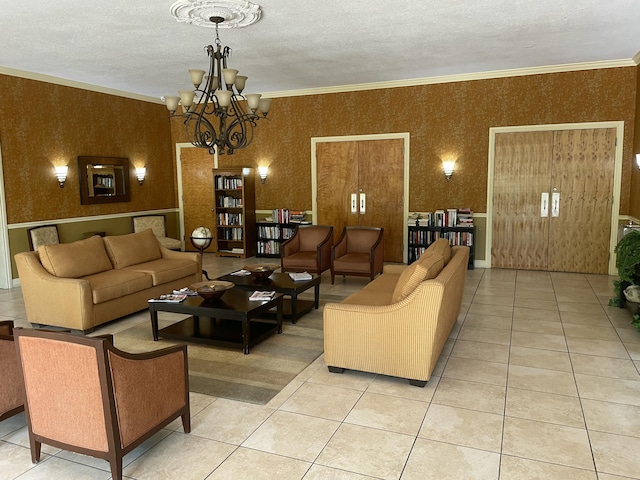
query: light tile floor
[{"left": 2, "top": 256, "right": 640, "bottom": 479}]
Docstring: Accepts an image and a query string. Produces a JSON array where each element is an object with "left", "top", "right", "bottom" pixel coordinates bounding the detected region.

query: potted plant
[{"left": 610, "top": 231, "right": 640, "bottom": 316}]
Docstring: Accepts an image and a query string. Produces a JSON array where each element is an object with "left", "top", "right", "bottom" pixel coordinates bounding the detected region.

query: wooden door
[
  {"left": 492, "top": 128, "right": 615, "bottom": 274},
  {"left": 492, "top": 131, "right": 553, "bottom": 269},
  {"left": 316, "top": 138, "right": 405, "bottom": 263},
  {"left": 357, "top": 139, "right": 404, "bottom": 263},
  {"left": 181, "top": 148, "right": 217, "bottom": 253},
  {"left": 548, "top": 128, "right": 615, "bottom": 274}
]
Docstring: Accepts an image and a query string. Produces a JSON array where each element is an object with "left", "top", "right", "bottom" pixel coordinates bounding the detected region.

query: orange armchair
[
  {"left": 0, "top": 321, "right": 24, "bottom": 421},
  {"left": 13, "top": 329, "right": 190, "bottom": 480},
  {"left": 331, "top": 226, "right": 384, "bottom": 284},
  {"left": 281, "top": 225, "right": 333, "bottom": 275}
]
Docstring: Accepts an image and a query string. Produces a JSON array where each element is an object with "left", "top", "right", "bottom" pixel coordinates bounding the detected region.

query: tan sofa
[
  {"left": 15, "top": 229, "right": 202, "bottom": 332},
  {"left": 323, "top": 238, "right": 469, "bottom": 386}
]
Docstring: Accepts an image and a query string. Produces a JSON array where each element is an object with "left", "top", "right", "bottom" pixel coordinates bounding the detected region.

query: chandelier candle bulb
[
  {"left": 259, "top": 98, "right": 272, "bottom": 115},
  {"left": 235, "top": 75, "right": 247, "bottom": 93},
  {"left": 246, "top": 93, "right": 261, "bottom": 111},
  {"left": 216, "top": 90, "right": 233, "bottom": 108},
  {"left": 165, "top": 96, "right": 180, "bottom": 113},
  {"left": 222, "top": 68, "right": 239, "bottom": 87},
  {"left": 179, "top": 90, "right": 195, "bottom": 108}
]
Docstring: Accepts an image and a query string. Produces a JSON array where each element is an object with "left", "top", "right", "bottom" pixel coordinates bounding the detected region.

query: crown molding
[
  {"left": 0, "top": 66, "right": 163, "bottom": 104},
  {"left": 2, "top": 58, "right": 636, "bottom": 104},
  {"left": 263, "top": 58, "right": 637, "bottom": 99}
]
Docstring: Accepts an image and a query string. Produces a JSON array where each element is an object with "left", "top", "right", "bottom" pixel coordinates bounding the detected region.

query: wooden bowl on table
[
  {"left": 243, "top": 265, "right": 279, "bottom": 280},
  {"left": 190, "top": 281, "right": 234, "bottom": 300}
]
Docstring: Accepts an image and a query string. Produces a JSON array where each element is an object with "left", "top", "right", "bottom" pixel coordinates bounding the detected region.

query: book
[
  {"left": 173, "top": 288, "right": 198, "bottom": 296},
  {"left": 230, "top": 269, "right": 252, "bottom": 276},
  {"left": 249, "top": 291, "right": 276, "bottom": 301},
  {"left": 289, "top": 272, "right": 312, "bottom": 281},
  {"left": 149, "top": 294, "right": 187, "bottom": 303}
]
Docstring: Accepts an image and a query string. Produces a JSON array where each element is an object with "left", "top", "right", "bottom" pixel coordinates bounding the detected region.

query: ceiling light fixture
[{"left": 164, "top": 14, "right": 271, "bottom": 155}]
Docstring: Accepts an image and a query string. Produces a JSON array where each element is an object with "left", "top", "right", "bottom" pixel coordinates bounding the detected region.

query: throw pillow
[
  {"left": 391, "top": 262, "right": 428, "bottom": 303},
  {"left": 103, "top": 229, "right": 162, "bottom": 269},
  {"left": 39, "top": 235, "right": 113, "bottom": 278},
  {"left": 421, "top": 238, "right": 452, "bottom": 265}
]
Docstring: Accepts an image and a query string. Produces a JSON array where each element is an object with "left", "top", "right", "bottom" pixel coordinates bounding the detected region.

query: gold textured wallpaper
[
  {"left": 173, "top": 66, "right": 638, "bottom": 215},
  {"left": 0, "top": 74, "right": 176, "bottom": 224}
]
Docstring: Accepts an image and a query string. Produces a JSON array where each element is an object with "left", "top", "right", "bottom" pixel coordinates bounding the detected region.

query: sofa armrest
[
  {"left": 160, "top": 247, "right": 202, "bottom": 280},
  {"left": 107, "top": 344, "right": 190, "bottom": 448},
  {"left": 317, "top": 229, "right": 333, "bottom": 272},
  {"left": 282, "top": 233, "right": 300, "bottom": 257},
  {"left": 382, "top": 264, "right": 407, "bottom": 275},
  {"left": 15, "top": 252, "right": 94, "bottom": 331}
]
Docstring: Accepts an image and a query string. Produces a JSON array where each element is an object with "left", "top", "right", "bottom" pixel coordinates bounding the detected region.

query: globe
[{"left": 191, "top": 226, "right": 212, "bottom": 247}]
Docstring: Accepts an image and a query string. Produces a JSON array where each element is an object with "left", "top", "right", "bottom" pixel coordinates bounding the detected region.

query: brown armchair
[
  {"left": 281, "top": 225, "right": 333, "bottom": 275},
  {"left": 331, "top": 226, "right": 384, "bottom": 284},
  {"left": 0, "top": 321, "right": 24, "bottom": 421},
  {"left": 13, "top": 329, "right": 190, "bottom": 480}
]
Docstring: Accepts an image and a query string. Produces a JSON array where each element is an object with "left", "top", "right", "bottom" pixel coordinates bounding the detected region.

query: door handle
[
  {"left": 540, "top": 192, "right": 549, "bottom": 217},
  {"left": 351, "top": 193, "right": 357, "bottom": 213},
  {"left": 552, "top": 192, "right": 560, "bottom": 217},
  {"left": 360, "top": 193, "right": 366, "bottom": 214}
]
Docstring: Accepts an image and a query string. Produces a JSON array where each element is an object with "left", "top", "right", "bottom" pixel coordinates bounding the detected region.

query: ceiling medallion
[{"left": 170, "top": 0, "right": 262, "bottom": 28}]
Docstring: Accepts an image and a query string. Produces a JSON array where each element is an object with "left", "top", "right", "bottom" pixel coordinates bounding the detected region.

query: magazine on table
[
  {"left": 149, "top": 294, "right": 188, "bottom": 303},
  {"left": 289, "top": 271, "right": 312, "bottom": 281},
  {"left": 173, "top": 287, "right": 198, "bottom": 296},
  {"left": 249, "top": 291, "right": 276, "bottom": 301},
  {"left": 230, "top": 269, "right": 252, "bottom": 276}
]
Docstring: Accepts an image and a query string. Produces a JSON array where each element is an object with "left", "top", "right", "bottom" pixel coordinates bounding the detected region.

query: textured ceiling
[{"left": 1, "top": 0, "right": 639, "bottom": 102}]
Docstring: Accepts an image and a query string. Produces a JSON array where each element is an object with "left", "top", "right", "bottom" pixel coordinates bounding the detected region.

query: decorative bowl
[
  {"left": 190, "top": 281, "right": 234, "bottom": 300},
  {"left": 244, "top": 265, "right": 278, "bottom": 280}
]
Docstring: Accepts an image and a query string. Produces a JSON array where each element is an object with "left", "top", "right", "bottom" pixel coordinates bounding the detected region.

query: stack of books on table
[
  {"left": 289, "top": 272, "right": 312, "bottom": 281},
  {"left": 149, "top": 294, "right": 187, "bottom": 303},
  {"left": 289, "top": 211, "right": 310, "bottom": 224}
]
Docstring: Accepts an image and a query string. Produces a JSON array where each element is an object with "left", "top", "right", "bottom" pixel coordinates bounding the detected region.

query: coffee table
[
  {"left": 148, "top": 289, "right": 283, "bottom": 354},
  {"left": 215, "top": 271, "right": 320, "bottom": 323}
]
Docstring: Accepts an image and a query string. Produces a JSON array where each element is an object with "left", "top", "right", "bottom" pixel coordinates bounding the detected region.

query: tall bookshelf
[
  {"left": 408, "top": 225, "right": 475, "bottom": 269},
  {"left": 213, "top": 168, "right": 256, "bottom": 258},
  {"left": 256, "top": 222, "right": 298, "bottom": 258}
]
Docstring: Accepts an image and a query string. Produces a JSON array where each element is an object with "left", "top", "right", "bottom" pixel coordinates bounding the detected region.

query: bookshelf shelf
[
  {"left": 408, "top": 223, "right": 475, "bottom": 270},
  {"left": 255, "top": 222, "right": 298, "bottom": 258}
]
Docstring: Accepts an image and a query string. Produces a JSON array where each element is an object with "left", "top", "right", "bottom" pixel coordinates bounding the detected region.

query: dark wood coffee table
[
  {"left": 215, "top": 272, "right": 320, "bottom": 323},
  {"left": 148, "top": 289, "right": 283, "bottom": 354}
]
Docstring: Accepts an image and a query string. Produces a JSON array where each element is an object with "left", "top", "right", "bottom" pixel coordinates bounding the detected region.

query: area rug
[{"left": 111, "top": 299, "right": 332, "bottom": 405}]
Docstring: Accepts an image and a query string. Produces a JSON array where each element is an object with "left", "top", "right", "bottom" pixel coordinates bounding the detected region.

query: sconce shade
[
  {"left": 54, "top": 165, "right": 68, "bottom": 188},
  {"left": 442, "top": 160, "right": 455, "bottom": 181},
  {"left": 258, "top": 165, "right": 268, "bottom": 183},
  {"left": 135, "top": 167, "right": 146, "bottom": 186}
]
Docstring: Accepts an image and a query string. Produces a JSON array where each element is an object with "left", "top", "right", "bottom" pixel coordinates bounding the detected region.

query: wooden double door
[
  {"left": 315, "top": 138, "right": 405, "bottom": 263},
  {"left": 491, "top": 128, "right": 616, "bottom": 274}
]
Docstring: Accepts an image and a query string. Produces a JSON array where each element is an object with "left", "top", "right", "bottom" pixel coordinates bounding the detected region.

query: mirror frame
[{"left": 78, "top": 156, "right": 131, "bottom": 205}]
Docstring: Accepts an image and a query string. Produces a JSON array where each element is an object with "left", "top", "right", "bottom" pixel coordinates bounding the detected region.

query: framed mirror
[{"left": 78, "top": 156, "right": 131, "bottom": 205}]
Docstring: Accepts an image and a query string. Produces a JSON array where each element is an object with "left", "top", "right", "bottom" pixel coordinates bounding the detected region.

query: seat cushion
[
  {"left": 282, "top": 252, "right": 317, "bottom": 270},
  {"left": 342, "top": 289, "right": 394, "bottom": 306},
  {"left": 333, "top": 253, "right": 371, "bottom": 274},
  {"left": 83, "top": 269, "right": 152, "bottom": 304},
  {"left": 157, "top": 237, "right": 182, "bottom": 250},
  {"left": 103, "top": 229, "right": 162, "bottom": 269},
  {"left": 38, "top": 235, "right": 113, "bottom": 278},
  {"left": 125, "top": 259, "right": 198, "bottom": 286}
]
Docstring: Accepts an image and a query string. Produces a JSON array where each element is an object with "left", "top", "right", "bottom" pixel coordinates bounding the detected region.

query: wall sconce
[
  {"left": 442, "top": 160, "right": 455, "bottom": 181},
  {"left": 135, "top": 167, "right": 146, "bottom": 186},
  {"left": 636, "top": 154, "right": 640, "bottom": 170},
  {"left": 258, "top": 165, "right": 269, "bottom": 183},
  {"left": 54, "top": 166, "right": 68, "bottom": 188}
]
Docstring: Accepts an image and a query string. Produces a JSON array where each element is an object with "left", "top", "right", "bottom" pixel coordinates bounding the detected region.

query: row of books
[
  {"left": 217, "top": 195, "right": 243, "bottom": 208},
  {"left": 256, "top": 240, "right": 281, "bottom": 255},
  {"left": 217, "top": 213, "right": 243, "bottom": 226},
  {"left": 215, "top": 176, "right": 243, "bottom": 190},
  {"left": 218, "top": 228, "right": 243, "bottom": 241},
  {"left": 269, "top": 209, "right": 308, "bottom": 224},
  {"left": 443, "top": 231, "right": 474, "bottom": 246},
  {"left": 257, "top": 225, "right": 296, "bottom": 240},
  {"left": 409, "top": 208, "right": 474, "bottom": 228}
]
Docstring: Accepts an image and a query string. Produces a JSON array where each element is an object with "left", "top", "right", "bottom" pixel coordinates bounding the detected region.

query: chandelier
[{"left": 164, "top": 15, "right": 271, "bottom": 155}]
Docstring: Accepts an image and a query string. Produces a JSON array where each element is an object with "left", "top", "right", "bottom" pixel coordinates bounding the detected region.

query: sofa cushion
[
  {"left": 82, "top": 269, "right": 153, "bottom": 304},
  {"left": 103, "top": 229, "right": 162, "bottom": 269},
  {"left": 38, "top": 235, "right": 113, "bottom": 278},
  {"left": 282, "top": 252, "right": 318, "bottom": 270},
  {"left": 332, "top": 253, "right": 371, "bottom": 274},
  {"left": 421, "top": 238, "right": 452, "bottom": 265},
  {"left": 125, "top": 259, "right": 198, "bottom": 286},
  {"left": 392, "top": 254, "right": 445, "bottom": 303},
  {"left": 342, "top": 289, "right": 394, "bottom": 306}
]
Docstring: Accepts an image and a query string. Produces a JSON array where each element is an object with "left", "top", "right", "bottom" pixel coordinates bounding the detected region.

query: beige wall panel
[
  {"left": 492, "top": 131, "right": 553, "bottom": 270},
  {"left": 548, "top": 128, "right": 616, "bottom": 273}
]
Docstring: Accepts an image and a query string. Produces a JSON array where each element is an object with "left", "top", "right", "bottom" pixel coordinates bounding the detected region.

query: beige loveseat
[
  {"left": 323, "top": 238, "right": 469, "bottom": 386},
  {"left": 15, "top": 229, "right": 201, "bottom": 332}
]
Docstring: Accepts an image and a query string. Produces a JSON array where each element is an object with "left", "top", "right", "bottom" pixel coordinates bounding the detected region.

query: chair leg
[
  {"left": 181, "top": 412, "right": 191, "bottom": 433},
  {"left": 331, "top": 272, "right": 335, "bottom": 284},
  {"left": 328, "top": 366, "right": 345, "bottom": 374},
  {"left": 30, "top": 438, "right": 42, "bottom": 463},
  {"left": 109, "top": 456, "right": 123, "bottom": 480},
  {"left": 409, "top": 379, "right": 427, "bottom": 388}
]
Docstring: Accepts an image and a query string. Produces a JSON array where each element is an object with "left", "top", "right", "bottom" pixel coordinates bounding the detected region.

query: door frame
[
  {"left": 175, "top": 142, "right": 218, "bottom": 250},
  {"left": 486, "top": 121, "right": 624, "bottom": 275},
  {"left": 311, "top": 133, "right": 410, "bottom": 262}
]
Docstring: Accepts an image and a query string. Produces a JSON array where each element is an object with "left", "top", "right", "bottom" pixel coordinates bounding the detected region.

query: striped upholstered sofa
[{"left": 323, "top": 238, "right": 469, "bottom": 386}]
